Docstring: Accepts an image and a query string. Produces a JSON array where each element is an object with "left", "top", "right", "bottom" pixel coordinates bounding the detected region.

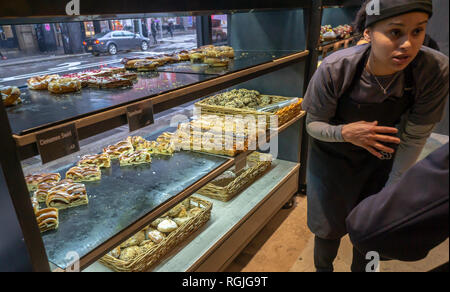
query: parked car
[{"left": 83, "top": 30, "right": 150, "bottom": 56}]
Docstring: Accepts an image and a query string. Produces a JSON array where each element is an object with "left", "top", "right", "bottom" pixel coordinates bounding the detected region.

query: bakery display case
[{"left": 0, "top": 0, "right": 333, "bottom": 272}]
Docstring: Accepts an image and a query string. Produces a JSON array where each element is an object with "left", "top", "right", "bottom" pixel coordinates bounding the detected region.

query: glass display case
[{"left": 0, "top": 0, "right": 362, "bottom": 272}]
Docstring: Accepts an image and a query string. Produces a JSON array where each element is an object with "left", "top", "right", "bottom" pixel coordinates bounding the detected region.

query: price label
[
  {"left": 127, "top": 100, "right": 154, "bottom": 132},
  {"left": 36, "top": 124, "right": 80, "bottom": 164}
]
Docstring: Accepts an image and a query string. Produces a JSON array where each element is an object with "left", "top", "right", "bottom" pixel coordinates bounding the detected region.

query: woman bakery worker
[{"left": 302, "top": 0, "right": 449, "bottom": 272}]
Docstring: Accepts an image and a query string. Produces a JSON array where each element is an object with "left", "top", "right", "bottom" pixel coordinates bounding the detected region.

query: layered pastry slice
[
  {"left": 119, "top": 150, "right": 152, "bottom": 166},
  {"left": 25, "top": 173, "right": 61, "bottom": 192},
  {"left": 135, "top": 60, "right": 159, "bottom": 72},
  {"left": 66, "top": 165, "right": 101, "bottom": 182},
  {"left": 31, "top": 195, "right": 40, "bottom": 213},
  {"left": 35, "top": 208, "right": 59, "bottom": 233},
  {"left": 127, "top": 136, "right": 151, "bottom": 151},
  {"left": 34, "top": 179, "right": 74, "bottom": 203},
  {"left": 113, "top": 72, "right": 138, "bottom": 80},
  {"left": 147, "top": 141, "right": 175, "bottom": 156},
  {"left": 103, "top": 140, "right": 134, "bottom": 159},
  {"left": 48, "top": 78, "right": 82, "bottom": 94},
  {"left": 78, "top": 153, "right": 111, "bottom": 168},
  {"left": 46, "top": 181, "right": 88, "bottom": 210}
]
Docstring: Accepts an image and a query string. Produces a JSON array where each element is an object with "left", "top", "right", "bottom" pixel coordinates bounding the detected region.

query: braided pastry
[
  {"left": 25, "top": 173, "right": 61, "bottom": 192},
  {"left": 35, "top": 208, "right": 59, "bottom": 233},
  {"left": 78, "top": 153, "right": 111, "bottom": 168},
  {"left": 66, "top": 165, "right": 101, "bottom": 182},
  {"left": 1, "top": 86, "right": 22, "bottom": 106},
  {"left": 46, "top": 181, "right": 88, "bottom": 209},
  {"left": 48, "top": 78, "right": 81, "bottom": 94},
  {"left": 27, "top": 74, "right": 60, "bottom": 90}
]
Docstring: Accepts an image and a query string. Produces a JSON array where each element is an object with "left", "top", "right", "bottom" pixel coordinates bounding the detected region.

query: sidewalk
[{"left": 0, "top": 51, "right": 90, "bottom": 67}]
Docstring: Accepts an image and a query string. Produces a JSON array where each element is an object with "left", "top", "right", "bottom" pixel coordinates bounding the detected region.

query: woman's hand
[{"left": 341, "top": 121, "right": 401, "bottom": 159}]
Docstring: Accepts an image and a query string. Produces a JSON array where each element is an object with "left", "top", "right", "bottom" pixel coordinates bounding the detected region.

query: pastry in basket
[
  {"left": 135, "top": 60, "right": 159, "bottom": 72},
  {"left": 35, "top": 208, "right": 59, "bottom": 233},
  {"left": 25, "top": 173, "right": 61, "bottom": 192},
  {"left": 103, "top": 140, "right": 134, "bottom": 159},
  {"left": 150, "top": 217, "right": 167, "bottom": 228},
  {"left": 119, "top": 246, "right": 141, "bottom": 262},
  {"left": 78, "top": 153, "right": 111, "bottom": 168},
  {"left": 188, "top": 207, "right": 203, "bottom": 217},
  {"left": 31, "top": 195, "right": 39, "bottom": 213},
  {"left": 109, "top": 246, "right": 121, "bottom": 259},
  {"left": 148, "top": 141, "right": 175, "bottom": 155},
  {"left": 46, "top": 181, "right": 88, "bottom": 209},
  {"left": 172, "top": 216, "right": 190, "bottom": 226},
  {"left": 139, "top": 241, "right": 155, "bottom": 253},
  {"left": 146, "top": 229, "right": 165, "bottom": 244},
  {"left": 1, "top": 86, "right": 22, "bottom": 107},
  {"left": 120, "top": 231, "right": 146, "bottom": 248},
  {"left": 27, "top": 74, "right": 60, "bottom": 90},
  {"left": 66, "top": 165, "right": 101, "bottom": 182},
  {"left": 157, "top": 219, "right": 178, "bottom": 233},
  {"left": 48, "top": 78, "right": 82, "bottom": 94},
  {"left": 127, "top": 136, "right": 151, "bottom": 150},
  {"left": 119, "top": 150, "right": 152, "bottom": 166}
]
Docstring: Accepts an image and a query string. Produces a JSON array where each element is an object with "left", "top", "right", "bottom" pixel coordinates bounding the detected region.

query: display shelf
[
  {"left": 12, "top": 50, "right": 309, "bottom": 159},
  {"left": 317, "top": 34, "right": 361, "bottom": 56},
  {"left": 7, "top": 72, "right": 213, "bottom": 136},
  {"left": 0, "top": 1, "right": 312, "bottom": 24},
  {"left": 155, "top": 50, "right": 300, "bottom": 75},
  {"left": 84, "top": 158, "right": 300, "bottom": 272},
  {"left": 21, "top": 98, "right": 304, "bottom": 270}
]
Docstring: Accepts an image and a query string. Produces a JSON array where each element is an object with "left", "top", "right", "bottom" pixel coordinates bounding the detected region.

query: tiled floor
[{"left": 225, "top": 133, "right": 449, "bottom": 272}]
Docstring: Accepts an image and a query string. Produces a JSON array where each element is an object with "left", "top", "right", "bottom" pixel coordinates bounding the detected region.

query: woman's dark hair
[{"left": 353, "top": 0, "right": 372, "bottom": 34}]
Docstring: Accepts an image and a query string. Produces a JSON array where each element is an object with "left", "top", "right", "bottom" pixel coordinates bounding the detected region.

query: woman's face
[{"left": 365, "top": 12, "right": 429, "bottom": 75}]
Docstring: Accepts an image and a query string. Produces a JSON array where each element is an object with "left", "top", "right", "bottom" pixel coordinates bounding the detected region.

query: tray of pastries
[
  {"left": 1, "top": 85, "right": 22, "bottom": 106},
  {"left": 100, "top": 196, "right": 212, "bottom": 272}
]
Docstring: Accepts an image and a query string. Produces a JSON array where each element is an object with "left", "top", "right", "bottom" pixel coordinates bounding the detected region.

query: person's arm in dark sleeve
[{"left": 346, "top": 143, "right": 449, "bottom": 261}]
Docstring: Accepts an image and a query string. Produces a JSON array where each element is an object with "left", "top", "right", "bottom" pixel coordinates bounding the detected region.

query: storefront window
[{"left": 211, "top": 14, "right": 228, "bottom": 44}]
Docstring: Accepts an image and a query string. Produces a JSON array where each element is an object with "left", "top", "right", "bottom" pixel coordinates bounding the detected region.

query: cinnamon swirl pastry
[
  {"left": 78, "top": 153, "right": 111, "bottom": 168},
  {"left": 66, "top": 165, "right": 101, "bottom": 182},
  {"left": 103, "top": 140, "right": 134, "bottom": 159},
  {"left": 46, "top": 181, "right": 88, "bottom": 209},
  {"left": 35, "top": 208, "right": 59, "bottom": 233},
  {"left": 119, "top": 150, "right": 152, "bottom": 166},
  {"left": 25, "top": 173, "right": 61, "bottom": 192}
]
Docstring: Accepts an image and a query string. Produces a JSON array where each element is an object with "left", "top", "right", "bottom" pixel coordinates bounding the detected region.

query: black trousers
[{"left": 314, "top": 236, "right": 368, "bottom": 272}]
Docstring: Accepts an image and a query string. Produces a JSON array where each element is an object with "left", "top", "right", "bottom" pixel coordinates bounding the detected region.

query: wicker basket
[
  {"left": 196, "top": 152, "right": 272, "bottom": 202},
  {"left": 195, "top": 95, "right": 303, "bottom": 128},
  {"left": 99, "top": 196, "right": 212, "bottom": 272}
]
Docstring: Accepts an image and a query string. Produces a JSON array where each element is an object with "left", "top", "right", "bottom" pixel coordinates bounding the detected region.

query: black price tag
[
  {"left": 127, "top": 100, "right": 154, "bottom": 132},
  {"left": 36, "top": 124, "right": 80, "bottom": 164}
]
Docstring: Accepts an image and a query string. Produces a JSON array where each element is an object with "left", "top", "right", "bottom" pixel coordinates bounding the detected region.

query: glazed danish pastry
[
  {"left": 88, "top": 76, "right": 133, "bottom": 89},
  {"left": 48, "top": 78, "right": 81, "bottom": 94},
  {"left": 135, "top": 60, "right": 158, "bottom": 71},
  {"left": 66, "top": 165, "right": 101, "bottom": 182},
  {"left": 147, "top": 141, "right": 175, "bottom": 156},
  {"left": 119, "top": 150, "right": 152, "bottom": 166},
  {"left": 27, "top": 74, "right": 60, "bottom": 90},
  {"left": 103, "top": 140, "right": 134, "bottom": 159},
  {"left": 34, "top": 179, "right": 74, "bottom": 203},
  {"left": 46, "top": 181, "right": 88, "bottom": 209},
  {"left": 78, "top": 153, "right": 111, "bottom": 168},
  {"left": 25, "top": 173, "right": 61, "bottom": 192},
  {"left": 1, "top": 86, "right": 22, "bottom": 106},
  {"left": 127, "top": 136, "right": 150, "bottom": 150},
  {"left": 35, "top": 208, "right": 59, "bottom": 233}
]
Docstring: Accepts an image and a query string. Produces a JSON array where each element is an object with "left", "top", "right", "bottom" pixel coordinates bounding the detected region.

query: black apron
[{"left": 306, "top": 51, "right": 415, "bottom": 240}]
